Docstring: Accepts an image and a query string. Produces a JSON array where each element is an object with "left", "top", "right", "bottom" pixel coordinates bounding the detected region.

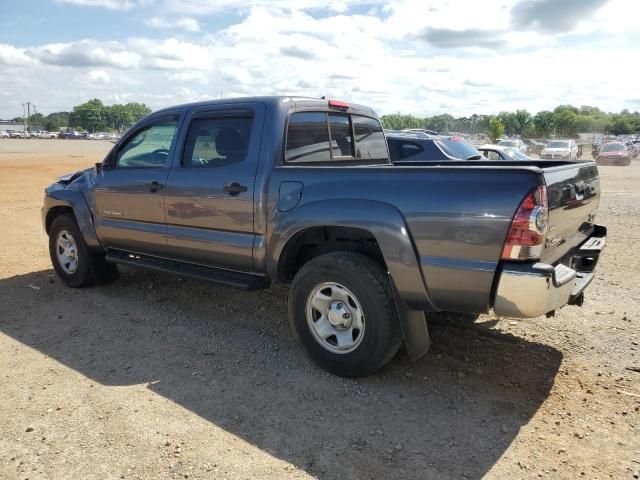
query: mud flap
[{"left": 390, "top": 278, "right": 430, "bottom": 361}]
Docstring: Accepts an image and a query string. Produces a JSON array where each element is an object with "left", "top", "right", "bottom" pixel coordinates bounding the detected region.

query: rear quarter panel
[{"left": 266, "top": 165, "right": 541, "bottom": 313}]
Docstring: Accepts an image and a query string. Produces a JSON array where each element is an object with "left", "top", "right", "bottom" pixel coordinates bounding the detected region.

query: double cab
[{"left": 43, "top": 97, "right": 606, "bottom": 377}]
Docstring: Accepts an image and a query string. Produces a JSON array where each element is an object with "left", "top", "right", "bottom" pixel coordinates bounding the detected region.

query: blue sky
[{"left": 0, "top": 0, "right": 638, "bottom": 118}]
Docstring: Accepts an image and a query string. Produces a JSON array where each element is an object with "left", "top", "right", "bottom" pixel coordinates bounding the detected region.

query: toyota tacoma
[{"left": 43, "top": 96, "right": 606, "bottom": 377}]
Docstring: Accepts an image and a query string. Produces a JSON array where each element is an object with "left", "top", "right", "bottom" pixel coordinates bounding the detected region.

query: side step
[{"left": 105, "top": 251, "right": 269, "bottom": 291}]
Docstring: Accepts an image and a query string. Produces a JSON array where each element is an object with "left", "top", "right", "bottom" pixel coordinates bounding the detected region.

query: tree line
[
  {"left": 13, "top": 99, "right": 151, "bottom": 133},
  {"left": 381, "top": 105, "right": 640, "bottom": 139}
]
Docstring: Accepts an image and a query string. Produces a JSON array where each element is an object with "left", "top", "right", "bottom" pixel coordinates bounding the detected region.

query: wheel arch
[
  {"left": 269, "top": 199, "right": 435, "bottom": 311},
  {"left": 44, "top": 190, "right": 103, "bottom": 251}
]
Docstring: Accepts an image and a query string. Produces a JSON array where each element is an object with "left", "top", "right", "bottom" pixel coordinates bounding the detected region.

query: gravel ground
[{"left": 0, "top": 139, "right": 638, "bottom": 480}]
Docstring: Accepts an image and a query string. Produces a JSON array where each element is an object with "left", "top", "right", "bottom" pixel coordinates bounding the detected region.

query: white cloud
[
  {"left": 145, "top": 16, "right": 201, "bottom": 32},
  {"left": 27, "top": 40, "right": 141, "bottom": 69},
  {"left": 54, "top": 0, "right": 138, "bottom": 11},
  {"left": 1, "top": 0, "right": 640, "bottom": 118},
  {"left": 0, "top": 43, "right": 34, "bottom": 66},
  {"left": 86, "top": 69, "right": 111, "bottom": 83}
]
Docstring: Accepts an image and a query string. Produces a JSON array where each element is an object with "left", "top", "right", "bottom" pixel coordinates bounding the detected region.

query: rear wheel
[
  {"left": 49, "top": 214, "right": 118, "bottom": 287},
  {"left": 289, "top": 252, "right": 402, "bottom": 377}
]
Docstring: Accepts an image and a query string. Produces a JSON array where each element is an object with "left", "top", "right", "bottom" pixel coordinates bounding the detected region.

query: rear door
[
  {"left": 163, "top": 103, "right": 265, "bottom": 272},
  {"left": 92, "top": 114, "right": 181, "bottom": 256}
]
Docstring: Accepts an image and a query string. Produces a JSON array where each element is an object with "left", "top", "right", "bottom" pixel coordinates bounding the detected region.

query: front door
[
  {"left": 92, "top": 115, "right": 180, "bottom": 256},
  {"left": 163, "top": 104, "right": 265, "bottom": 272}
]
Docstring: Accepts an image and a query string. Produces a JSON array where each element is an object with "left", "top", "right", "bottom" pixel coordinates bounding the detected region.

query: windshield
[
  {"left": 504, "top": 147, "right": 529, "bottom": 160},
  {"left": 498, "top": 140, "right": 517, "bottom": 147},
  {"left": 436, "top": 138, "right": 481, "bottom": 159},
  {"left": 547, "top": 141, "right": 569, "bottom": 148},
  {"left": 600, "top": 143, "right": 625, "bottom": 152}
]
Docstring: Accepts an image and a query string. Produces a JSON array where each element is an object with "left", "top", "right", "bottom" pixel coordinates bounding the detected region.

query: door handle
[
  {"left": 223, "top": 181, "right": 248, "bottom": 196},
  {"left": 149, "top": 181, "right": 163, "bottom": 193}
]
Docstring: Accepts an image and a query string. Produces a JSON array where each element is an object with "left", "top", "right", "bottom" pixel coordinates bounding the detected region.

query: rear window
[
  {"left": 353, "top": 115, "right": 387, "bottom": 160},
  {"left": 285, "top": 112, "right": 331, "bottom": 163},
  {"left": 547, "top": 141, "right": 569, "bottom": 148},
  {"left": 285, "top": 112, "right": 387, "bottom": 163},
  {"left": 328, "top": 114, "right": 353, "bottom": 158},
  {"left": 436, "top": 138, "right": 480, "bottom": 159}
]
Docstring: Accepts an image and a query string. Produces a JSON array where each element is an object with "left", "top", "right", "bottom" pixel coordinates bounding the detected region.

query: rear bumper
[{"left": 493, "top": 225, "right": 606, "bottom": 318}]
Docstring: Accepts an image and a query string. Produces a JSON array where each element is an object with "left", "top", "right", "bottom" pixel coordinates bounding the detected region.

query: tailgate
[{"left": 541, "top": 161, "right": 600, "bottom": 264}]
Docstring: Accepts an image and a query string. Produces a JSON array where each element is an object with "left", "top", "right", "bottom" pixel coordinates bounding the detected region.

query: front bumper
[{"left": 493, "top": 225, "right": 606, "bottom": 318}]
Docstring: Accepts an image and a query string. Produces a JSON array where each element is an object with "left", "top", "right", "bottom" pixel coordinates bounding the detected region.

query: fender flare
[
  {"left": 268, "top": 199, "right": 435, "bottom": 312},
  {"left": 44, "top": 189, "right": 103, "bottom": 251}
]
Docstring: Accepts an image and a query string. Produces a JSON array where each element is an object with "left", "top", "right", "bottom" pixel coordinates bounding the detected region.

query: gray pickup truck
[{"left": 42, "top": 96, "right": 606, "bottom": 377}]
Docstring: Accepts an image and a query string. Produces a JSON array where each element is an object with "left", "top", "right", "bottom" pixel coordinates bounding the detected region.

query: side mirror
[{"left": 95, "top": 161, "right": 102, "bottom": 174}]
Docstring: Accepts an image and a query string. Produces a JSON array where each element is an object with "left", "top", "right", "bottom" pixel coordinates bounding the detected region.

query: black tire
[
  {"left": 289, "top": 252, "right": 402, "bottom": 377},
  {"left": 49, "top": 214, "right": 118, "bottom": 288}
]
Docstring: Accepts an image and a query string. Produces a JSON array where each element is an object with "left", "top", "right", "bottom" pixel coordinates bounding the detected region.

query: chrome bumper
[{"left": 493, "top": 225, "right": 606, "bottom": 318}]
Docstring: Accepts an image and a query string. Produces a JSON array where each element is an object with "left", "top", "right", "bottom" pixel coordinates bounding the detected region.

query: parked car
[
  {"left": 596, "top": 142, "right": 631, "bottom": 166},
  {"left": 42, "top": 96, "right": 606, "bottom": 377},
  {"left": 386, "top": 131, "right": 482, "bottom": 162},
  {"left": 9, "top": 130, "right": 22, "bottom": 138},
  {"left": 0, "top": 130, "right": 9, "bottom": 138},
  {"left": 477, "top": 144, "right": 532, "bottom": 161},
  {"left": 37, "top": 131, "right": 58, "bottom": 139},
  {"left": 59, "top": 131, "right": 84, "bottom": 139},
  {"left": 522, "top": 139, "right": 545, "bottom": 156},
  {"left": 626, "top": 141, "right": 639, "bottom": 159},
  {"left": 540, "top": 139, "right": 580, "bottom": 160},
  {"left": 498, "top": 138, "right": 527, "bottom": 154}
]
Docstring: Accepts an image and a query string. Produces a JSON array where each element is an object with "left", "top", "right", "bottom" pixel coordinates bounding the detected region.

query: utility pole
[
  {"left": 26, "top": 101, "right": 31, "bottom": 133},
  {"left": 22, "top": 103, "right": 26, "bottom": 132}
]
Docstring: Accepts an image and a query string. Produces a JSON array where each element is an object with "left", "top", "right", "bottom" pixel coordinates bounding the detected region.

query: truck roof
[{"left": 152, "top": 96, "right": 377, "bottom": 117}]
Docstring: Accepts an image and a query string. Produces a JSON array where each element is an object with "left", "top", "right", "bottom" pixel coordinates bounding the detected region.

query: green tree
[
  {"left": 533, "top": 111, "right": 554, "bottom": 137},
  {"left": 380, "top": 113, "right": 424, "bottom": 130},
  {"left": 43, "top": 112, "right": 69, "bottom": 132},
  {"left": 67, "top": 99, "right": 151, "bottom": 132},
  {"left": 487, "top": 117, "right": 505, "bottom": 143},
  {"left": 28, "top": 113, "right": 45, "bottom": 130},
  {"left": 498, "top": 111, "right": 518, "bottom": 135},
  {"left": 553, "top": 108, "right": 578, "bottom": 137},
  {"left": 576, "top": 114, "right": 594, "bottom": 133},
  {"left": 513, "top": 109, "right": 532, "bottom": 135},
  {"left": 69, "top": 99, "right": 106, "bottom": 132},
  {"left": 425, "top": 114, "right": 454, "bottom": 133},
  {"left": 608, "top": 115, "right": 632, "bottom": 135}
]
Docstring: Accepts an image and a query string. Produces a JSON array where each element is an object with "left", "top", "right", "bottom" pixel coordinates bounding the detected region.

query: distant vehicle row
[
  {"left": 386, "top": 130, "right": 637, "bottom": 167},
  {"left": 0, "top": 129, "right": 119, "bottom": 140}
]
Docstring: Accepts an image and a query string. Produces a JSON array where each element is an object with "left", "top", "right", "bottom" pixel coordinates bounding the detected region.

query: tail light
[
  {"left": 328, "top": 99, "right": 349, "bottom": 109},
  {"left": 501, "top": 185, "right": 548, "bottom": 260}
]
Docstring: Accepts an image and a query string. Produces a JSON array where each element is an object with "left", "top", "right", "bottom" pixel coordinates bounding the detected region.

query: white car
[
  {"left": 0, "top": 130, "right": 9, "bottom": 138},
  {"left": 498, "top": 138, "right": 528, "bottom": 154},
  {"left": 540, "top": 139, "right": 579, "bottom": 160},
  {"left": 37, "top": 131, "right": 57, "bottom": 139}
]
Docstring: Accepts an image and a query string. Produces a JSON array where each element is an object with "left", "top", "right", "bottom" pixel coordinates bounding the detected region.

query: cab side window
[
  {"left": 116, "top": 119, "right": 177, "bottom": 168},
  {"left": 182, "top": 116, "right": 253, "bottom": 168}
]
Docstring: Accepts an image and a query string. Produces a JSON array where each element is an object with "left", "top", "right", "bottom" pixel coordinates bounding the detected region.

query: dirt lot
[{"left": 0, "top": 139, "right": 638, "bottom": 480}]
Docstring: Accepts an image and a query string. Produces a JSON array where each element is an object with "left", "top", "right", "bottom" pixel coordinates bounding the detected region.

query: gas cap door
[{"left": 278, "top": 181, "right": 303, "bottom": 212}]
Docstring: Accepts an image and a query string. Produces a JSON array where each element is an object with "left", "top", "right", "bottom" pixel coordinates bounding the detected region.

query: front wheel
[
  {"left": 289, "top": 252, "right": 402, "bottom": 377},
  {"left": 49, "top": 214, "right": 118, "bottom": 287}
]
